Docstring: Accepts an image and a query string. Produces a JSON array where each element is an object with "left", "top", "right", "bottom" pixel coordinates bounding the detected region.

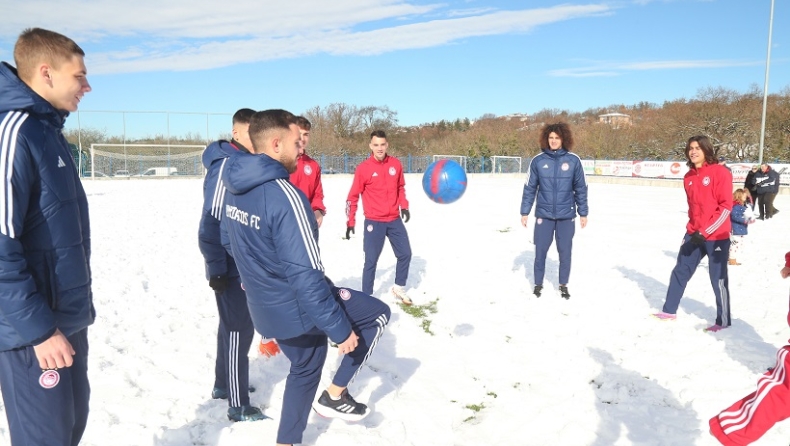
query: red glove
[{"left": 259, "top": 339, "right": 281, "bottom": 358}]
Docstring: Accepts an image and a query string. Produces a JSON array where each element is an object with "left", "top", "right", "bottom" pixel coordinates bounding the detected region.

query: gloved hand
[
  {"left": 689, "top": 231, "right": 706, "bottom": 245},
  {"left": 401, "top": 209, "right": 410, "bottom": 223},
  {"left": 345, "top": 226, "right": 354, "bottom": 240},
  {"left": 208, "top": 275, "right": 228, "bottom": 292}
]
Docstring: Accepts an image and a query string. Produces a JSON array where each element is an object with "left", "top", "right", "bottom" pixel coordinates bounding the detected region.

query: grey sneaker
[
  {"left": 312, "top": 389, "right": 369, "bottom": 422},
  {"left": 227, "top": 405, "right": 269, "bottom": 422}
]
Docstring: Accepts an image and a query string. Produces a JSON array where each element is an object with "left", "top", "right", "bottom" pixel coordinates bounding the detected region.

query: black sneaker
[
  {"left": 312, "top": 389, "right": 369, "bottom": 422},
  {"left": 559, "top": 286, "right": 570, "bottom": 300},
  {"left": 533, "top": 285, "right": 543, "bottom": 297},
  {"left": 227, "top": 405, "right": 268, "bottom": 422}
]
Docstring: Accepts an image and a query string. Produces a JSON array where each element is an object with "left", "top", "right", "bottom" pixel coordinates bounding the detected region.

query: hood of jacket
[
  {"left": 202, "top": 139, "right": 243, "bottom": 169},
  {"left": 0, "top": 62, "right": 67, "bottom": 129},
  {"left": 223, "top": 151, "right": 290, "bottom": 195}
]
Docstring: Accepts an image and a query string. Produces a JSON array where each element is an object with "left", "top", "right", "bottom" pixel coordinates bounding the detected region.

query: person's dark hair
[
  {"left": 684, "top": 135, "right": 716, "bottom": 168},
  {"left": 14, "top": 28, "right": 85, "bottom": 83},
  {"left": 248, "top": 109, "right": 297, "bottom": 152},
  {"left": 370, "top": 130, "right": 387, "bottom": 141},
  {"left": 539, "top": 122, "right": 574, "bottom": 151},
  {"left": 232, "top": 108, "right": 255, "bottom": 125},
  {"left": 295, "top": 116, "right": 311, "bottom": 131}
]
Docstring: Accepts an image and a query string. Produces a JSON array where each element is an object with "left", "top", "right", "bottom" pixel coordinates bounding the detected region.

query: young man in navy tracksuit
[
  {"left": 0, "top": 28, "right": 94, "bottom": 446},
  {"left": 198, "top": 108, "right": 273, "bottom": 421},
  {"left": 653, "top": 135, "right": 733, "bottom": 332},
  {"left": 221, "top": 109, "right": 390, "bottom": 446},
  {"left": 520, "top": 122, "right": 589, "bottom": 299}
]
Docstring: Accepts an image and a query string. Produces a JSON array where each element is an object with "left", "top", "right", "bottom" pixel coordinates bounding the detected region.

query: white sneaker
[{"left": 391, "top": 285, "right": 413, "bottom": 306}]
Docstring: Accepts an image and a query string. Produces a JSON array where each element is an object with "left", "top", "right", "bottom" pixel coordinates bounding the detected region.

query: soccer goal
[
  {"left": 491, "top": 156, "right": 523, "bottom": 174},
  {"left": 432, "top": 155, "right": 467, "bottom": 171},
  {"left": 88, "top": 144, "right": 206, "bottom": 178}
]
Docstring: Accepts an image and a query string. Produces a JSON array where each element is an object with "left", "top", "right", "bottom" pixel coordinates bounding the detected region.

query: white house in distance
[{"left": 598, "top": 112, "right": 631, "bottom": 127}]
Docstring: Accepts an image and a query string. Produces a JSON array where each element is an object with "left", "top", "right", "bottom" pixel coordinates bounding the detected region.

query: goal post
[
  {"left": 432, "top": 155, "right": 467, "bottom": 171},
  {"left": 491, "top": 156, "right": 522, "bottom": 174},
  {"left": 88, "top": 144, "right": 206, "bottom": 178}
]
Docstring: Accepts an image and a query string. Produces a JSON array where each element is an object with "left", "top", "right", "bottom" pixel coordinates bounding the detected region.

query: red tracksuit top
[
  {"left": 683, "top": 162, "right": 732, "bottom": 241},
  {"left": 289, "top": 153, "right": 326, "bottom": 214},
  {"left": 346, "top": 154, "right": 408, "bottom": 227}
]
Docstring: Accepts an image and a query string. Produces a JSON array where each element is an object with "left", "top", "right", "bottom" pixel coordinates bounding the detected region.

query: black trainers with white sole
[
  {"left": 312, "top": 389, "right": 369, "bottom": 422},
  {"left": 559, "top": 285, "right": 570, "bottom": 300},
  {"left": 533, "top": 285, "right": 543, "bottom": 297}
]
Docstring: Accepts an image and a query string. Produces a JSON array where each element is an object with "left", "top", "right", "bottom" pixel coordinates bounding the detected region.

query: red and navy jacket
[
  {"left": 289, "top": 152, "right": 325, "bottom": 215},
  {"left": 346, "top": 154, "right": 408, "bottom": 227},
  {"left": 683, "top": 162, "right": 732, "bottom": 241}
]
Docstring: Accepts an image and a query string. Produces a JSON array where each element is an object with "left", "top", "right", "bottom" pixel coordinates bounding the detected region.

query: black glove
[
  {"left": 401, "top": 209, "right": 410, "bottom": 223},
  {"left": 208, "top": 274, "right": 228, "bottom": 292},
  {"left": 345, "top": 226, "right": 354, "bottom": 240},
  {"left": 689, "top": 231, "right": 706, "bottom": 245}
]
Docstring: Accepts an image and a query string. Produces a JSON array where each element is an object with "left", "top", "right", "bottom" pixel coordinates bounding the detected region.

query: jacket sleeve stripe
[
  {"left": 275, "top": 179, "right": 324, "bottom": 272},
  {"left": 0, "top": 111, "right": 29, "bottom": 238},
  {"left": 705, "top": 208, "right": 730, "bottom": 235},
  {"left": 718, "top": 347, "right": 788, "bottom": 434},
  {"left": 210, "top": 158, "right": 227, "bottom": 220}
]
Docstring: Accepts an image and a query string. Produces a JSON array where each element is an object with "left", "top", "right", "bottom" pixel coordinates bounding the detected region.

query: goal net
[
  {"left": 491, "top": 156, "right": 523, "bottom": 174},
  {"left": 88, "top": 144, "right": 206, "bottom": 178},
  {"left": 432, "top": 155, "right": 467, "bottom": 171}
]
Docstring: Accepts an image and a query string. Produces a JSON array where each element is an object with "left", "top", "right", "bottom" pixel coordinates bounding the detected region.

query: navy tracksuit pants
[
  {"left": 0, "top": 328, "right": 90, "bottom": 446},
  {"left": 362, "top": 218, "right": 411, "bottom": 295},
  {"left": 662, "top": 234, "right": 731, "bottom": 327},
  {"left": 214, "top": 275, "right": 255, "bottom": 408},
  {"left": 533, "top": 217, "right": 576, "bottom": 286},
  {"left": 275, "top": 287, "right": 390, "bottom": 445}
]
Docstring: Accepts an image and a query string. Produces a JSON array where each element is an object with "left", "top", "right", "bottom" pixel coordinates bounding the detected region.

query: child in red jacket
[{"left": 709, "top": 251, "right": 790, "bottom": 445}]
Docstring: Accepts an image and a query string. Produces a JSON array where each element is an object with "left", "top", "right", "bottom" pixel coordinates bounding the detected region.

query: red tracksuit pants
[{"left": 710, "top": 345, "right": 790, "bottom": 445}]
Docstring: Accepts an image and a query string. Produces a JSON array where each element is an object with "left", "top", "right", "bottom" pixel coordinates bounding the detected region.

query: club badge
[
  {"left": 389, "top": 167, "right": 396, "bottom": 176},
  {"left": 39, "top": 369, "right": 60, "bottom": 389},
  {"left": 304, "top": 165, "right": 312, "bottom": 175},
  {"left": 367, "top": 224, "right": 373, "bottom": 232},
  {"left": 561, "top": 163, "right": 569, "bottom": 171},
  {"left": 703, "top": 176, "right": 710, "bottom": 186},
  {"left": 339, "top": 288, "right": 351, "bottom": 301}
]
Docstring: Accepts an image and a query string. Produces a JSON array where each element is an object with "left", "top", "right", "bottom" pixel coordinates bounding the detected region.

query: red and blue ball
[{"left": 422, "top": 160, "right": 467, "bottom": 204}]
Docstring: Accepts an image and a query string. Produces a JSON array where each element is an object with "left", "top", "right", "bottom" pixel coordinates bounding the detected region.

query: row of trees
[{"left": 65, "top": 85, "right": 790, "bottom": 162}]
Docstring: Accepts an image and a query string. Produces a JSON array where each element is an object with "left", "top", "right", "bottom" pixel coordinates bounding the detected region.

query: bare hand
[
  {"left": 781, "top": 266, "right": 790, "bottom": 279},
  {"left": 337, "top": 331, "right": 359, "bottom": 356},
  {"left": 33, "top": 329, "right": 75, "bottom": 369},
  {"left": 580, "top": 216, "right": 588, "bottom": 229},
  {"left": 520, "top": 215, "right": 528, "bottom": 227},
  {"left": 314, "top": 210, "right": 324, "bottom": 228}
]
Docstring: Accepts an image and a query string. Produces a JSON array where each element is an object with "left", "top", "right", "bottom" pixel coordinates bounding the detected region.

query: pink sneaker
[
  {"left": 652, "top": 312, "right": 677, "bottom": 321},
  {"left": 704, "top": 325, "right": 725, "bottom": 333}
]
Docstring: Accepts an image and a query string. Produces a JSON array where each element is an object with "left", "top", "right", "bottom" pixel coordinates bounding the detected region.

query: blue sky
[{"left": 1, "top": 0, "right": 787, "bottom": 139}]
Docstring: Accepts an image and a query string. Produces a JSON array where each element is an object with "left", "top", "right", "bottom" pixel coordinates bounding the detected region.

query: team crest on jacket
[
  {"left": 339, "top": 288, "right": 351, "bottom": 301},
  {"left": 304, "top": 165, "right": 312, "bottom": 175},
  {"left": 561, "top": 163, "right": 569, "bottom": 171},
  {"left": 702, "top": 176, "right": 710, "bottom": 186},
  {"left": 389, "top": 167, "right": 396, "bottom": 176},
  {"left": 39, "top": 370, "right": 60, "bottom": 389}
]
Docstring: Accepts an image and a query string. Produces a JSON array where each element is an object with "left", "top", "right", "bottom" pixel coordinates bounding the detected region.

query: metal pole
[
  {"left": 758, "top": 0, "right": 775, "bottom": 165},
  {"left": 123, "top": 112, "right": 127, "bottom": 170}
]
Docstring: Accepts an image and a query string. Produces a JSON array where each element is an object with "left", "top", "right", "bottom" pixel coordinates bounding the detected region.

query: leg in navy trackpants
[
  {"left": 214, "top": 275, "right": 255, "bottom": 408},
  {"left": 662, "top": 234, "right": 731, "bottom": 326},
  {"left": 275, "top": 287, "right": 390, "bottom": 445},
  {"left": 0, "top": 328, "right": 90, "bottom": 446},
  {"left": 533, "top": 218, "right": 576, "bottom": 286},
  {"left": 362, "top": 218, "right": 412, "bottom": 295}
]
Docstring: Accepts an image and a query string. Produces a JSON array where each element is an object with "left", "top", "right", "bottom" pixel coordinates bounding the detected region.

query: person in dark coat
[
  {"left": 0, "top": 28, "right": 94, "bottom": 446},
  {"left": 753, "top": 163, "right": 781, "bottom": 219},
  {"left": 744, "top": 165, "right": 759, "bottom": 211}
]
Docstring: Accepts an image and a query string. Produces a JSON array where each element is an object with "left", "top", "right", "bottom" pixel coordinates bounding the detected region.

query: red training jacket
[
  {"left": 289, "top": 153, "right": 326, "bottom": 214},
  {"left": 683, "top": 163, "right": 732, "bottom": 241},
  {"left": 346, "top": 154, "right": 408, "bottom": 227}
]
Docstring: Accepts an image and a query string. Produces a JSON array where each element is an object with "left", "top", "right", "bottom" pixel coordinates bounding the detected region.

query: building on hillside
[{"left": 598, "top": 112, "right": 631, "bottom": 128}]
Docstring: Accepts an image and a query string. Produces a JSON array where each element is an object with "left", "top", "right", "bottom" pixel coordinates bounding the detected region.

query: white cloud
[
  {"left": 548, "top": 59, "right": 763, "bottom": 77},
  {"left": 0, "top": 1, "right": 611, "bottom": 74}
]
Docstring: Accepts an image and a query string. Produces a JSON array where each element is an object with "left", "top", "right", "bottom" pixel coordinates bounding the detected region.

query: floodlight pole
[{"left": 757, "top": 0, "right": 775, "bottom": 165}]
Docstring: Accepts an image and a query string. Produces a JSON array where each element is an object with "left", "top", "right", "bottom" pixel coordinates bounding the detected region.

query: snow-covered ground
[{"left": 1, "top": 174, "right": 789, "bottom": 446}]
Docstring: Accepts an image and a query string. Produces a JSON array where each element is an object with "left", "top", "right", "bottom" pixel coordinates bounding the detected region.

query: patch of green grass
[
  {"left": 466, "top": 403, "right": 485, "bottom": 412},
  {"left": 497, "top": 227, "right": 512, "bottom": 233},
  {"left": 400, "top": 299, "right": 439, "bottom": 335},
  {"left": 487, "top": 392, "right": 497, "bottom": 398}
]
